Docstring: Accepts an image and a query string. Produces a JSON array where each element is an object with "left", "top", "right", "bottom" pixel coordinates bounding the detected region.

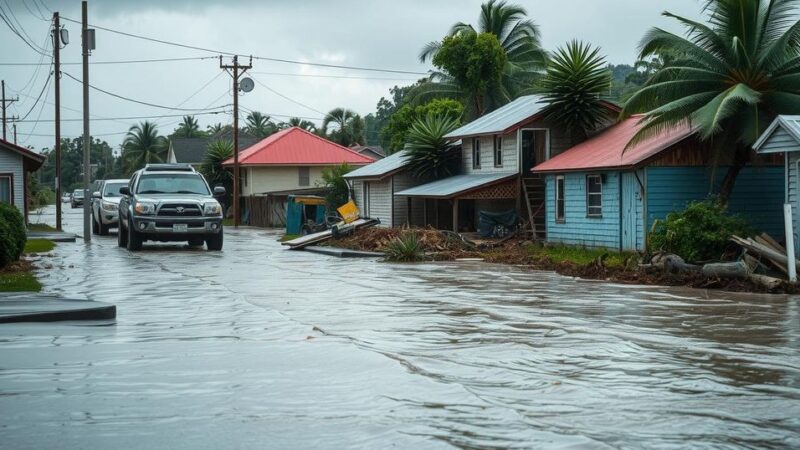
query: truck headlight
[
  {"left": 101, "top": 201, "right": 117, "bottom": 212},
  {"left": 134, "top": 202, "right": 156, "bottom": 215},
  {"left": 203, "top": 201, "right": 222, "bottom": 216}
]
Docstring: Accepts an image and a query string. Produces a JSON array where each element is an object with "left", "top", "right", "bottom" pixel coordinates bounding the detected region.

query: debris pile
[{"left": 326, "top": 227, "right": 476, "bottom": 256}]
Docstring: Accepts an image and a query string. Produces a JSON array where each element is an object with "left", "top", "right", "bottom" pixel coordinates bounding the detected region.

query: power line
[
  {"left": 248, "top": 75, "right": 326, "bottom": 116},
  {"left": 251, "top": 71, "right": 419, "bottom": 81},
  {"left": 0, "top": 2, "right": 49, "bottom": 55},
  {"left": 17, "top": 63, "right": 52, "bottom": 121},
  {"left": 60, "top": 16, "right": 428, "bottom": 75},
  {"left": 0, "top": 56, "right": 217, "bottom": 66},
  {"left": 15, "top": 110, "right": 231, "bottom": 123},
  {"left": 61, "top": 71, "right": 230, "bottom": 111}
]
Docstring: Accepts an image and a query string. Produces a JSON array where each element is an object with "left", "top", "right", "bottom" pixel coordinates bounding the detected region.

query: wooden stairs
[{"left": 522, "top": 175, "right": 546, "bottom": 241}]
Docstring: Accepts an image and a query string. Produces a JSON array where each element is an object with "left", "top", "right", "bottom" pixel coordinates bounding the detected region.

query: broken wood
[
  {"left": 652, "top": 253, "right": 702, "bottom": 275},
  {"left": 731, "top": 235, "right": 800, "bottom": 274},
  {"left": 747, "top": 273, "right": 784, "bottom": 290},
  {"left": 702, "top": 261, "right": 748, "bottom": 279},
  {"left": 754, "top": 235, "right": 789, "bottom": 274}
]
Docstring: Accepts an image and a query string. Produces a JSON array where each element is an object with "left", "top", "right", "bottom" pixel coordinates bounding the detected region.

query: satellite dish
[
  {"left": 60, "top": 28, "right": 69, "bottom": 45},
  {"left": 239, "top": 77, "right": 254, "bottom": 93}
]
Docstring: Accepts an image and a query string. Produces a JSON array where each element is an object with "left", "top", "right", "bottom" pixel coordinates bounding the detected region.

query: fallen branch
[{"left": 702, "top": 261, "right": 748, "bottom": 279}]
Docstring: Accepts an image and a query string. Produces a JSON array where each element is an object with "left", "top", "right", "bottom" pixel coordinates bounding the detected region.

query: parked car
[
  {"left": 91, "top": 178, "right": 129, "bottom": 235},
  {"left": 70, "top": 189, "right": 85, "bottom": 208},
  {"left": 61, "top": 193, "right": 71, "bottom": 203},
  {"left": 118, "top": 164, "right": 225, "bottom": 251}
]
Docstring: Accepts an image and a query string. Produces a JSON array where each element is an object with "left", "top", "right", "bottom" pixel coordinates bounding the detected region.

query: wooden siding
[
  {"left": 789, "top": 153, "right": 800, "bottom": 256},
  {"left": 461, "top": 133, "right": 518, "bottom": 175},
  {"left": 392, "top": 171, "right": 426, "bottom": 227},
  {"left": 244, "top": 166, "right": 329, "bottom": 195},
  {"left": 0, "top": 149, "right": 24, "bottom": 213},
  {"left": 645, "top": 166, "right": 784, "bottom": 238},
  {"left": 760, "top": 127, "right": 800, "bottom": 153},
  {"left": 621, "top": 171, "right": 645, "bottom": 251},
  {"left": 545, "top": 171, "right": 622, "bottom": 249},
  {"left": 363, "top": 179, "right": 393, "bottom": 227},
  {"left": 351, "top": 179, "right": 364, "bottom": 215}
]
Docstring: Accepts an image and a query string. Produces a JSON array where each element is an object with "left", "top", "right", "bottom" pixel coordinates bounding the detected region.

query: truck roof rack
[{"left": 142, "top": 163, "right": 195, "bottom": 172}]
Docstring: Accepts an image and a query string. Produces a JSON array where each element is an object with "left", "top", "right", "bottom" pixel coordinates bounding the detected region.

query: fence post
[{"left": 785, "top": 203, "right": 796, "bottom": 283}]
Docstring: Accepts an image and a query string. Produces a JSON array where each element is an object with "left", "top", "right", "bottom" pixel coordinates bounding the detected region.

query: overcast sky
[{"left": 1, "top": 0, "right": 704, "bottom": 151}]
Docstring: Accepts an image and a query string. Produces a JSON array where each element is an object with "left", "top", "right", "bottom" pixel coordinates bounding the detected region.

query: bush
[
  {"left": 0, "top": 203, "right": 27, "bottom": 268},
  {"left": 319, "top": 163, "right": 351, "bottom": 210},
  {"left": 384, "top": 231, "right": 425, "bottom": 262},
  {"left": 648, "top": 199, "right": 755, "bottom": 263}
]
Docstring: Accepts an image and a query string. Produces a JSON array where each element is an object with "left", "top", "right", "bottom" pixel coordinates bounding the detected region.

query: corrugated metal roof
[
  {"left": 753, "top": 115, "right": 800, "bottom": 151},
  {"left": 532, "top": 116, "right": 694, "bottom": 173},
  {"left": 394, "top": 172, "right": 516, "bottom": 198},
  {"left": 344, "top": 150, "right": 410, "bottom": 179},
  {"left": 223, "top": 127, "right": 374, "bottom": 166},
  {"left": 444, "top": 95, "right": 545, "bottom": 138}
]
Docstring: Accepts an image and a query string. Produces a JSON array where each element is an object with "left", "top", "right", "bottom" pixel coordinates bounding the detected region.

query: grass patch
[
  {"left": 280, "top": 233, "right": 300, "bottom": 242},
  {"left": 222, "top": 218, "right": 234, "bottom": 226},
  {"left": 24, "top": 239, "right": 55, "bottom": 254},
  {"left": 0, "top": 271, "right": 42, "bottom": 292},
  {"left": 27, "top": 223, "right": 57, "bottom": 232},
  {"left": 527, "top": 244, "right": 633, "bottom": 268}
]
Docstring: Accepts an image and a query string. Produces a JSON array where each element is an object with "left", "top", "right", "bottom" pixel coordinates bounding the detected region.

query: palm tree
[
  {"left": 245, "top": 111, "right": 276, "bottom": 138},
  {"left": 200, "top": 140, "right": 234, "bottom": 207},
  {"left": 122, "top": 121, "right": 167, "bottom": 171},
  {"left": 404, "top": 114, "right": 462, "bottom": 179},
  {"left": 622, "top": 0, "right": 800, "bottom": 203},
  {"left": 174, "top": 115, "right": 202, "bottom": 138},
  {"left": 538, "top": 41, "right": 612, "bottom": 139},
  {"left": 322, "top": 108, "right": 365, "bottom": 147},
  {"left": 415, "top": 0, "right": 547, "bottom": 117},
  {"left": 206, "top": 122, "right": 225, "bottom": 135},
  {"left": 286, "top": 117, "right": 317, "bottom": 133}
]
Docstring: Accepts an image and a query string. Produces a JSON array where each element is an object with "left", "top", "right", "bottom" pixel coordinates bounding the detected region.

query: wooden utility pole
[
  {"left": 81, "top": 1, "right": 92, "bottom": 242},
  {"left": 1, "top": 80, "right": 18, "bottom": 141},
  {"left": 220, "top": 55, "right": 252, "bottom": 228},
  {"left": 53, "top": 11, "right": 63, "bottom": 231},
  {"left": 12, "top": 123, "right": 16, "bottom": 144}
]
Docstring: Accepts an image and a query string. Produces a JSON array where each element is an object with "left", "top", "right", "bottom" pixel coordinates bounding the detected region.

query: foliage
[
  {"left": 36, "top": 137, "right": 115, "bottom": 191},
  {"left": 319, "top": 163, "right": 352, "bottom": 209},
  {"left": 539, "top": 40, "right": 612, "bottom": 138},
  {"left": 173, "top": 115, "right": 205, "bottom": 138},
  {"left": 404, "top": 114, "right": 462, "bottom": 179},
  {"left": 622, "top": 0, "right": 800, "bottom": 203},
  {"left": 418, "top": 0, "right": 546, "bottom": 119},
  {"left": 26, "top": 223, "right": 56, "bottom": 232},
  {"left": 283, "top": 117, "right": 317, "bottom": 132},
  {"left": 207, "top": 123, "right": 226, "bottom": 135},
  {"left": 381, "top": 98, "right": 464, "bottom": 153},
  {"left": 0, "top": 202, "right": 26, "bottom": 269},
  {"left": 0, "top": 271, "right": 41, "bottom": 292},
  {"left": 649, "top": 199, "right": 755, "bottom": 263},
  {"left": 245, "top": 111, "right": 278, "bottom": 138},
  {"left": 525, "top": 243, "right": 633, "bottom": 268},
  {"left": 24, "top": 239, "right": 55, "bottom": 253},
  {"left": 384, "top": 231, "right": 425, "bottom": 262},
  {"left": 28, "top": 177, "right": 55, "bottom": 210},
  {"left": 370, "top": 81, "right": 427, "bottom": 147},
  {"left": 322, "top": 108, "right": 365, "bottom": 147},
  {"left": 431, "top": 32, "right": 507, "bottom": 118},
  {"left": 122, "top": 121, "right": 167, "bottom": 173},
  {"left": 200, "top": 140, "right": 234, "bottom": 207}
]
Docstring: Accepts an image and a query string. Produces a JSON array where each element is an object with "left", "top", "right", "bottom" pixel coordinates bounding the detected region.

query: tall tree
[
  {"left": 322, "top": 108, "right": 366, "bottom": 147},
  {"left": 174, "top": 115, "right": 203, "bottom": 138},
  {"left": 206, "top": 122, "right": 225, "bottom": 135},
  {"left": 122, "top": 121, "right": 167, "bottom": 172},
  {"left": 622, "top": 0, "right": 800, "bottom": 203},
  {"left": 200, "top": 140, "right": 234, "bottom": 208},
  {"left": 245, "top": 111, "right": 277, "bottom": 138},
  {"left": 285, "top": 117, "right": 317, "bottom": 132},
  {"left": 404, "top": 114, "right": 462, "bottom": 179}
]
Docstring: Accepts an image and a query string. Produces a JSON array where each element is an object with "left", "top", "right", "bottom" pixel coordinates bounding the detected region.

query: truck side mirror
[
  {"left": 213, "top": 186, "right": 226, "bottom": 197},
  {"left": 119, "top": 186, "right": 131, "bottom": 196}
]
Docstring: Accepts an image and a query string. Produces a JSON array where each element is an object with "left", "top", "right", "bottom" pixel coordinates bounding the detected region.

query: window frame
[
  {"left": 0, "top": 173, "right": 13, "bottom": 205},
  {"left": 555, "top": 175, "right": 565, "bottom": 223},
  {"left": 493, "top": 135, "right": 503, "bottom": 168},
  {"left": 472, "top": 138, "right": 481, "bottom": 170},
  {"left": 586, "top": 174, "right": 603, "bottom": 218},
  {"left": 298, "top": 166, "right": 310, "bottom": 187}
]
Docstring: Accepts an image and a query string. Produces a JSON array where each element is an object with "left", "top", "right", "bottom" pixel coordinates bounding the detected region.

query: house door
[
  {"left": 622, "top": 171, "right": 642, "bottom": 251},
  {"left": 520, "top": 129, "right": 549, "bottom": 174}
]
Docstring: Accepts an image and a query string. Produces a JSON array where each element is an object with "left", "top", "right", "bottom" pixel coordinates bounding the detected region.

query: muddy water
[{"left": 1, "top": 207, "right": 799, "bottom": 448}]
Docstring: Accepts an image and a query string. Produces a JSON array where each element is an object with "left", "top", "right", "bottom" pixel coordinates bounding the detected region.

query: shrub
[
  {"left": 648, "top": 199, "right": 755, "bottom": 263},
  {"left": 319, "top": 163, "right": 351, "bottom": 210},
  {"left": 0, "top": 203, "right": 27, "bottom": 268},
  {"left": 384, "top": 231, "right": 425, "bottom": 262}
]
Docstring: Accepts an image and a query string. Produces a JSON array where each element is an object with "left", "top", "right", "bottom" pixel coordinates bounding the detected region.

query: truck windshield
[
  {"left": 103, "top": 182, "right": 128, "bottom": 197},
  {"left": 136, "top": 174, "right": 210, "bottom": 195},
  {"left": 73, "top": 190, "right": 84, "bottom": 198}
]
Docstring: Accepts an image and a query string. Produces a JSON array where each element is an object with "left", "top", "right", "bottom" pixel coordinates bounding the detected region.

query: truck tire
[
  {"left": 206, "top": 232, "right": 223, "bottom": 251},
  {"left": 91, "top": 215, "right": 99, "bottom": 234},
  {"left": 118, "top": 222, "right": 128, "bottom": 247},
  {"left": 99, "top": 220, "right": 109, "bottom": 236},
  {"left": 127, "top": 223, "right": 143, "bottom": 251}
]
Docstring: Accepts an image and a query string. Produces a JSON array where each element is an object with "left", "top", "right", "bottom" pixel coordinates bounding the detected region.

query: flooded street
[{"left": 2, "top": 206, "right": 800, "bottom": 448}]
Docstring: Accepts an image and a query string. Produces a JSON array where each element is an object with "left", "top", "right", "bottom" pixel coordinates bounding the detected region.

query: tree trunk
[{"left": 718, "top": 144, "right": 751, "bottom": 206}]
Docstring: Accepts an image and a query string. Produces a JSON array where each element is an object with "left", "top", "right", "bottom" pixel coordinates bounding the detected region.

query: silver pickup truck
[{"left": 117, "top": 164, "right": 226, "bottom": 251}]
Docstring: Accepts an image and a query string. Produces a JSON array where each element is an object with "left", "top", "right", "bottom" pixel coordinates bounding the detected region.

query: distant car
[
  {"left": 61, "top": 193, "right": 71, "bottom": 203},
  {"left": 117, "top": 164, "right": 225, "bottom": 251},
  {"left": 91, "top": 179, "right": 129, "bottom": 235},
  {"left": 70, "top": 189, "right": 85, "bottom": 209}
]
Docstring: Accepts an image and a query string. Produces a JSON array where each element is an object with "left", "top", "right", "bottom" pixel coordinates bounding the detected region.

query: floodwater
[{"left": 1, "top": 206, "right": 799, "bottom": 449}]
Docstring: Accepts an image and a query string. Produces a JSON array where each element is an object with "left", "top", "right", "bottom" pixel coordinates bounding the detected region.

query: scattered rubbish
[{"left": 282, "top": 218, "right": 381, "bottom": 250}]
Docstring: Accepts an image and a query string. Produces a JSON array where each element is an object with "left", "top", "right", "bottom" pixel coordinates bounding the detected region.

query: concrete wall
[
  {"left": 243, "top": 166, "right": 330, "bottom": 195},
  {"left": 0, "top": 149, "right": 24, "bottom": 214}
]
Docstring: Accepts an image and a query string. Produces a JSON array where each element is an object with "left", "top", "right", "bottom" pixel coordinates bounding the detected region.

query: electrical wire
[
  {"left": 17, "top": 62, "right": 53, "bottom": 121},
  {"left": 0, "top": 2, "right": 49, "bottom": 55},
  {"left": 250, "top": 71, "right": 419, "bottom": 81},
  {"left": 19, "top": 71, "right": 52, "bottom": 143},
  {"left": 0, "top": 56, "right": 217, "bottom": 66},
  {"left": 248, "top": 76, "right": 326, "bottom": 116},
  {"left": 15, "top": 111, "right": 231, "bottom": 123}
]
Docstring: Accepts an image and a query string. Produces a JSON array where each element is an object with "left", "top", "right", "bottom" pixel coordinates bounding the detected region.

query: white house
[{"left": 0, "top": 138, "right": 45, "bottom": 221}]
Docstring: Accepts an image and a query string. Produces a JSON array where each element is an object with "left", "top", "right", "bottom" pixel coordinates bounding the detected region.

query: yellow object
[
  {"left": 337, "top": 200, "right": 360, "bottom": 224},
  {"left": 293, "top": 195, "right": 326, "bottom": 206}
]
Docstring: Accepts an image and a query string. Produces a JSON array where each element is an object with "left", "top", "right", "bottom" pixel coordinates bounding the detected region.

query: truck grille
[{"left": 157, "top": 204, "right": 202, "bottom": 216}]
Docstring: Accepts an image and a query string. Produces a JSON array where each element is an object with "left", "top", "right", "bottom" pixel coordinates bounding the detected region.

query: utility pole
[
  {"left": 220, "top": 55, "right": 252, "bottom": 228},
  {"left": 12, "top": 123, "right": 16, "bottom": 144},
  {"left": 1, "top": 80, "right": 18, "bottom": 141},
  {"left": 53, "top": 11, "right": 64, "bottom": 231},
  {"left": 81, "top": 1, "right": 94, "bottom": 243}
]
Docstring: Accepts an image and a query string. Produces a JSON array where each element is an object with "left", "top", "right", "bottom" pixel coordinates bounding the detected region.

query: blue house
[{"left": 531, "top": 116, "right": 784, "bottom": 252}]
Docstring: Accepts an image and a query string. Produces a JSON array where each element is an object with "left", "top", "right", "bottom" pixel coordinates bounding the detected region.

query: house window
[
  {"left": 0, "top": 174, "right": 11, "bottom": 204},
  {"left": 555, "top": 175, "right": 565, "bottom": 223},
  {"left": 494, "top": 135, "right": 503, "bottom": 167},
  {"left": 299, "top": 167, "right": 310, "bottom": 187},
  {"left": 472, "top": 138, "right": 481, "bottom": 169},
  {"left": 586, "top": 174, "right": 603, "bottom": 217}
]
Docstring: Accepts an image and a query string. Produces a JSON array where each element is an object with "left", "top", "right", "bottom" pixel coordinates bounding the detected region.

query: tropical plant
[
  {"left": 319, "top": 163, "right": 352, "bottom": 209},
  {"left": 417, "top": 0, "right": 547, "bottom": 118},
  {"left": 381, "top": 98, "right": 464, "bottom": 153},
  {"left": 245, "top": 111, "right": 277, "bottom": 138},
  {"left": 122, "top": 121, "right": 167, "bottom": 171},
  {"left": 206, "top": 122, "right": 225, "bottom": 135},
  {"left": 538, "top": 40, "right": 613, "bottom": 139},
  {"left": 384, "top": 231, "right": 425, "bottom": 262},
  {"left": 285, "top": 117, "right": 317, "bottom": 132},
  {"left": 404, "top": 114, "right": 462, "bottom": 179},
  {"left": 174, "top": 115, "right": 204, "bottom": 138},
  {"left": 622, "top": 0, "right": 800, "bottom": 204},
  {"left": 200, "top": 140, "right": 234, "bottom": 207},
  {"left": 322, "top": 108, "right": 365, "bottom": 147}
]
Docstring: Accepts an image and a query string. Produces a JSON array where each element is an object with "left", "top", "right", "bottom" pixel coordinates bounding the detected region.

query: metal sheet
[
  {"left": 344, "top": 150, "right": 411, "bottom": 179},
  {"left": 394, "top": 172, "right": 516, "bottom": 198},
  {"left": 444, "top": 95, "right": 545, "bottom": 139}
]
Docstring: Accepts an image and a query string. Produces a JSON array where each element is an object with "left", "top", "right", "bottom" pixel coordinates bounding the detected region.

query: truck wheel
[
  {"left": 99, "top": 221, "right": 109, "bottom": 236},
  {"left": 188, "top": 238, "right": 204, "bottom": 247},
  {"left": 206, "top": 232, "right": 223, "bottom": 251},
  {"left": 91, "top": 215, "right": 99, "bottom": 234},
  {"left": 127, "top": 223, "right": 143, "bottom": 251},
  {"left": 118, "top": 223, "right": 128, "bottom": 247}
]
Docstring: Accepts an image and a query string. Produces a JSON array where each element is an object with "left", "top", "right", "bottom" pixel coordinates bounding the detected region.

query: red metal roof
[
  {"left": 0, "top": 138, "right": 45, "bottom": 170},
  {"left": 223, "top": 127, "right": 375, "bottom": 166},
  {"left": 532, "top": 116, "right": 694, "bottom": 173}
]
